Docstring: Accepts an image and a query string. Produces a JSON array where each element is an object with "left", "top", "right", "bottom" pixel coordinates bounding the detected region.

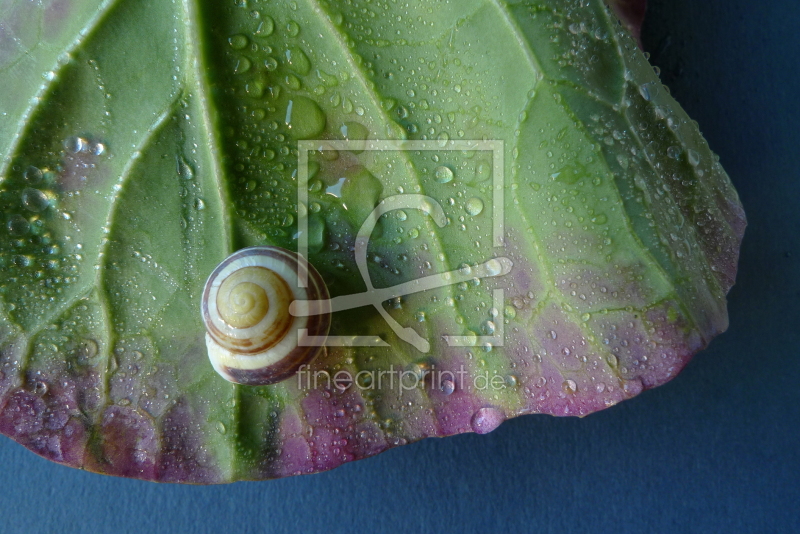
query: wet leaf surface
[{"left": 0, "top": 0, "right": 744, "bottom": 482}]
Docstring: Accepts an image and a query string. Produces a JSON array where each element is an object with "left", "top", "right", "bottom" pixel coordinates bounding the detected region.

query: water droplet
[
  {"left": 64, "top": 136, "right": 86, "bottom": 154},
  {"left": 465, "top": 197, "right": 484, "bottom": 216},
  {"left": 341, "top": 167, "right": 383, "bottom": 225},
  {"left": 255, "top": 16, "right": 275, "bottom": 37},
  {"left": 286, "top": 21, "right": 300, "bottom": 37},
  {"left": 76, "top": 339, "right": 99, "bottom": 365},
  {"left": 687, "top": 149, "right": 701, "bottom": 167},
  {"left": 639, "top": 82, "right": 658, "bottom": 101},
  {"left": 305, "top": 213, "right": 327, "bottom": 253},
  {"left": 228, "top": 35, "right": 248, "bottom": 50},
  {"left": 471, "top": 407, "right": 505, "bottom": 434},
  {"left": 551, "top": 163, "right": 584, "bottom": 184},
  {"left": 440, "top": 379, "right": 455, "bottom": 395},
  {"left": 622, "top": 378, "right": 644, "bottom": 395},
  {"left": 234, "top": 56, "right": 252, "bottom": 74},
  {"left": 474, "top": 161, "right": 491, "bottom": 183},
  {"left": 285, "top": 96, "right": 326, "bottom": 139},
  {"left": 24, "top": 166, "right": 43, "bottom": 184},
  {"left": 484, "top": 259, "right": 503, "bottom": 276},
  {"left": 285, "top": 73, "right": 302, "bottom": 90},
  {"left": 340, "top": 121, "right": 368, "bottom": 153},
  {"left": 285, "top": 47, "right": 311, "bottom": 75},
  {"left": 177, "top": 156, "right": 195, "bottom": 180},
  {"left": 434, "top": 165, "right": 454, "bottom": 183},
  {"left": 562, "top": 379, "right": 577, "bottom": 393},
  {"left": 6, "top": 214, "right": 30, "bottom": 236},
  {"left": 21, "top": 188, "right": 50, "bottom": 212},
  {"left": 245, "top": 81, "right": 264, "bottom": 98},
  {"left": 264, "top": 56, "right": 278, "bottom": 71}
]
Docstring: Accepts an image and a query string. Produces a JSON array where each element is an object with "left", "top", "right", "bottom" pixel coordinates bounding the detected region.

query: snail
[{"left": 201, "top": 246, "right": 331, "bottom": 386}]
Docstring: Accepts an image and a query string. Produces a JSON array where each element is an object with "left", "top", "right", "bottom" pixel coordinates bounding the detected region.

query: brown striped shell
[{"left": 201, "top": 247, "right": 331, "bottom": 386}]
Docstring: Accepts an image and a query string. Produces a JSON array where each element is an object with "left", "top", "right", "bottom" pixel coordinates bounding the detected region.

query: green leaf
[{"left": 0, "top": 0, "right": 745, "bottom": 482}]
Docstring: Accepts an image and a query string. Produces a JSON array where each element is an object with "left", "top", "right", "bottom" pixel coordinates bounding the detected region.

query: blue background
[{"left": 1, "top": 1, "right": 798, "bottom": 532}]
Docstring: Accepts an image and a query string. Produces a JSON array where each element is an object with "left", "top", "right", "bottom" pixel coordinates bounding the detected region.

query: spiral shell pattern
[{"left": 201, "top": 246, "right": 330, "bottom": 385}]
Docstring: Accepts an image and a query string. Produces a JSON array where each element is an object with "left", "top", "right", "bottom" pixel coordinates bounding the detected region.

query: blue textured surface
[{"left": 1, "top": 1, "right": 798, "bottom": 532}]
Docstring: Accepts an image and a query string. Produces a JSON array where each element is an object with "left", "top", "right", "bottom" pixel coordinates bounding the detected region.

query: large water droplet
[
  {"left": 285, "top": 96, "right": 326, "bottom": 139},
  {"left": 551, "top": 163, "right": 584, "bottom": 184},
  {"left": 639, "top": 82, "right": 658, "bottom": 101},
  {"left": 465, "top": 197, "right": 484, "bottom": 216},
  {"left": 234, "top": 56, "right": 252, "bottom": 74},
  {"left": 562, "top": 379, "right": 577, "bottom": 393},
  {"left": 33, "top": 381, "right": 48, "bottom": 396},
  {"left": 64, "top": 136, "right": 86, "bottom": 154},
  {"left": 471, "top": 407, "right": 505, "bottom": 434},
  {"left": 305, "top": 214, "right": 327, "bottom": 254},
  {"left": 6, "top": 214, "right": 30, "bottom": 236},
  {"left": 285, "top": 47, "right": 311, "bottom": 75},
  {"left": 21, "top": 188, "right": 50, "bottom": 212},
  {"left": 255, "top": 16, "right": 275, "bottom": 37},
  {"left": 687, "top": 149, "right": 701, "bottom": 167},
  {"left": 24, "top": 166, "right": 43, "bottom": 184},
  {"left": 286, "top": 21, "right": 300, "bottom": 37},
  {"left": 228, "top": 35, "right": 248, "bottom": 50},
  {"left": 285, "top": 74, "right": 302, "bottom": 90},
  {"left": 76, "top": 339, "right": 100, "bottom": 366},
  {"left": 340, "top": 121, "right": 369, "bottom": 153},
  {"left": 264, "top": 56, "right": 278, "bottom": 71},
  {"left": 434, "top": 165, "right": 454, "bottom": 183},
  {"left": 440, "top": 378, "right": 455, "bottom": 395},
  {"left": 473, "top": 161, "right": 491, "bottom": 183},
  {"left": 484, "top": 258, "right": 504, "bottom": 276},
  {"left": 342, "top": 167, "right": 383, "bottom": 226}
]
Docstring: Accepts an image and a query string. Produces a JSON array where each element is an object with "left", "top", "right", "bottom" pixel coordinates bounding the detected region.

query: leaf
[{"left": 0, "top": 0, "right": 745, "bottom": 482}]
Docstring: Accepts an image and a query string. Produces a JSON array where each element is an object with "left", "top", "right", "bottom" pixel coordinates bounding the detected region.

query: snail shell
[{"left": 201, "top": 246, "right": 331, "bottom": 386}]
